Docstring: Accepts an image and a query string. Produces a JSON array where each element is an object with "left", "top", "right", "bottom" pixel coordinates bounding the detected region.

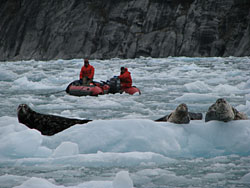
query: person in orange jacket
[
  {"left": 118, "top": 67, "right": 132, "bottom": 89},
  {"left": 79, "top": 59, "right": 95, "bottom": 85}
]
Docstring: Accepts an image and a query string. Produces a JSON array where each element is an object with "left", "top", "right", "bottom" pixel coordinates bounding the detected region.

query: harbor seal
[
  {"left": 17, "top": 104, "right": 92, "bottom": 136},
  {"left": 205, "top": 98, "right": 248, "bottom": 122},
  {"left": 155, "top": 103, "right": 202, "bottom": 124}
]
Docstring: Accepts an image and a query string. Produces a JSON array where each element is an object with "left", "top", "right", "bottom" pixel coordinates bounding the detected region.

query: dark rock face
[{"left": 1, "top": 0, "right": 250, "bottom": 61}]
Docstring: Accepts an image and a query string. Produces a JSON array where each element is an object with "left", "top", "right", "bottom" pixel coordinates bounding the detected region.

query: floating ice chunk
[
  {"left": 153, "top": 173, "right": 192, "bottom": 185},
  {"left": 0, "top": 129, "right": 42, "bottom": 158},
  {"left": 214, "top": 84, "right": 240, "bottom": 94},
  {"left": 77, "top": 181, "right": 112, "bottom": 188},
  {"left": 175, "top": 63, "right": 204, "bottom": 71},
  {"left": 0, "top": 174, "right": 29, "bottom": 188},
  {"left": 206, "top": 77, "right": 227, "bottom": 85},
  {"left": 243, "top": 79, "right": 250, "bottom": 89},
  {"left": 203, "top": 173, "right": 225, "bottom": 180},
  {"left": 240, "top": 172, "right": 250, "bottom": 183},
  {"left": 52, "top": 141, "right": 79, "bottom": 157},
  {"left": 34, "top": 146, "right": 52, "bottom": 158},
  {"left": 12, "top": 151, "right": 175, "bottom": 168},
  {"left": 0, "top": 69, "right": 17, "bottom": 81},
  {"left": 236, "top": 100, "right": 250, "bottom": 116},
  {"left": 174, "top": 93, "right": 219, "bottom": 103},
  {"left": 11, "top": 76, "right": 54, "bottom": 90},
  {"left": 14, "top": 177, "right": 113, "bottom": 188},
  {"left": 184, "top": 81, "right": 212, "bottom": 93},
  {"left": 112, "top": 171, "right": 133, "bottom": 188},
  {"left": 13, "top": 177, "right": 56, "bottom": 188},
  {"left": 246, "top": 94, "right": 250, "bottom": 101}
]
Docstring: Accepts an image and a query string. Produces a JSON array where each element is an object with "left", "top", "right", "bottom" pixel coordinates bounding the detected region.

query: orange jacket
[
  {"left": 80, "top": 65, "right": 95, "bottom": 79},
  {"left": 118, "top": 68, "right": 132, "bottom": 88}
]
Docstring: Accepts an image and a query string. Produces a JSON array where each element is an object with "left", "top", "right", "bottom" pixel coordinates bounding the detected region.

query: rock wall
[{"left": 0, "top": 0, "right": 250, "bottom": 61}]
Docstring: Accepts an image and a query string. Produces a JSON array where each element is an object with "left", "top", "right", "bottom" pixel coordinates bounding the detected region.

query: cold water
[{"left": 0, "top": 57, "right": 250, "bottom": 188}]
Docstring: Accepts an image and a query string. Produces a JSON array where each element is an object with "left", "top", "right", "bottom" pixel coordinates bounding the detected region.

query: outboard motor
[{"left": 108, "top": 76, "right": 121, "bottom": 94}]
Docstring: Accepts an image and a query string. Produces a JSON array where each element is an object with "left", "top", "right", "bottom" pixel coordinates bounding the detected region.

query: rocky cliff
[{"left": 1, "top": 0, "right": 250, "bottom": 61}]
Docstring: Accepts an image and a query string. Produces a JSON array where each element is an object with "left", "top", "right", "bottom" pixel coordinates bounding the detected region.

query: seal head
[
  {"left": 167, "top": 103, "right": 190, "bottom": 124},
  {"left": 155, "top": 103, "right": 202, "bottom": 123},
  {"left": 205, "top": 98, "right": 248, "bottom": 122}
]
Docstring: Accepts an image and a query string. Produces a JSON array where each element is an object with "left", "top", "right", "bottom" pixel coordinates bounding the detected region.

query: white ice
[
  {"left": 1, "top": 117, "right": 250, "bottom": 162},
  {"left": 1, "top": 57, "right": 250, "bottom": 188},
  {"left": 13, "top": 171, "right": 134, "bottom": 188}
]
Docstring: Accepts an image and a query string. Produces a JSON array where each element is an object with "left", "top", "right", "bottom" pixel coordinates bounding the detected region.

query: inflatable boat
[
  {"left": 122, "top": 87, "right": 141, "bottom": 95},
  {"left": 66, "top": 77, "right": 141, "bottom": 96},
  {"left": 66, "top": 80, "right": 109, "bottom": 96}
]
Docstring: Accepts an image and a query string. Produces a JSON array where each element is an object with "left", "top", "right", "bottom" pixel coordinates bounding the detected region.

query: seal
[
  {"left": 155, "top": 103, "right": 202, "bottom": 124},
  {"left": 17, "top": 104, "right": 92, "bottom": 136},
  {"left": 205, "top": 98, "right": 248, "bottom": 122}
]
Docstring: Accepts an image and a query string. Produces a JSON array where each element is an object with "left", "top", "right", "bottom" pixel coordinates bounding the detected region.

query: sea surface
[{"left": 0, "top": 57, "right": 250, "bottom": 188}]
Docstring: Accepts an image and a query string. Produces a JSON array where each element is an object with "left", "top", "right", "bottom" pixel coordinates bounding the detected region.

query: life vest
[
  {"left": 80, "top": 65, "right": 95, "bottom": 79},
  {"left": 118, "top": 68, "right": 132, "bottom": 88}
]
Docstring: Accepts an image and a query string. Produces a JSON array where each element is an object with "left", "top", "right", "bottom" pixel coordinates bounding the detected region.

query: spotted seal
[
  {"left": 205, "top": 98, "right": 248, "bottom": 122},
  {"left": 17, "top": 104, "right": 92, "bottom": 136},
  {"left": 155, "top": 103, "right": 202, "bottom": 124}
]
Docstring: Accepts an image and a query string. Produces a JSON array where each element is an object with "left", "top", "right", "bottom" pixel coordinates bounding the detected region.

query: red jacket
[
  {"left": 80, "top": 65, "right": 95, "bottom": 79},
  {"left": 119, "top": 68, "right": 132, "bottom": 88}
]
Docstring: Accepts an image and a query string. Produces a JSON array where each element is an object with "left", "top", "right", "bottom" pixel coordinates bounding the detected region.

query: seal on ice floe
[
  {"left": 17, "top": 104, "right": 92, "bottom": 136},
  {"left": 205, "top": 98, "right": 248, "bottom": 122},
  {"left": 155, "top": 103, "right": 202, "bottom": 124}
]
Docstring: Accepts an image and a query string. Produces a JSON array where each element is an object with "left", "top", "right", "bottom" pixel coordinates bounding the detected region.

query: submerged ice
[{"left": 0, "top": 57, "right": 250, "bottom": 188}]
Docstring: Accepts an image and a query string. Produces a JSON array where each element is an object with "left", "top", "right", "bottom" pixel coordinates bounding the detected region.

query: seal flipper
[
  {"left": 155, "top": 112, "right": 202, "bottom": 122},
  {"left": 155, "top": 115, "right": 168, "bottom": 122},
  {"left": 189, "top": 112, "right": 202, "bottom": 120}
]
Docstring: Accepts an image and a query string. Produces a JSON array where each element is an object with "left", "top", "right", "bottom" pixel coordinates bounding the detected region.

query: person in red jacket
[
  {"left": 118, "top": 67, "right": 132, "bottom": 89},
  {"left": 79, "top": 59, "right": 95, "bottom": 85}
]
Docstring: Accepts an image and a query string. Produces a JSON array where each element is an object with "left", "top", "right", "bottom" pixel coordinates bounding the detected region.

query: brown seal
[
  {"left": 155, "top": 103, "right": 202, "bottom": 124},
  {"left": 17, "top": 104, "right": 92, "bottom": 136},
  {"left": 205, "top": 98, "right": 248, "bottom": 122}
]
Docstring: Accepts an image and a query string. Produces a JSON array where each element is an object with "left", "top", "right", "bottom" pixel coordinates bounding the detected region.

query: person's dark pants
[{"left": 81, "top": 77, "right": 93, "bottom": 85}]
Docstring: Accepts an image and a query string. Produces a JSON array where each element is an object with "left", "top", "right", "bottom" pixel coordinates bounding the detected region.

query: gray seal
[
  {"left": 17, "top": 104, "right": 92, "bottom": 136},
  {"left": 205, "top": 98, "right": 248, "bottom": 122},
  {"left": 155, "top": 103, "right": 202, "bottom": 124}
]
